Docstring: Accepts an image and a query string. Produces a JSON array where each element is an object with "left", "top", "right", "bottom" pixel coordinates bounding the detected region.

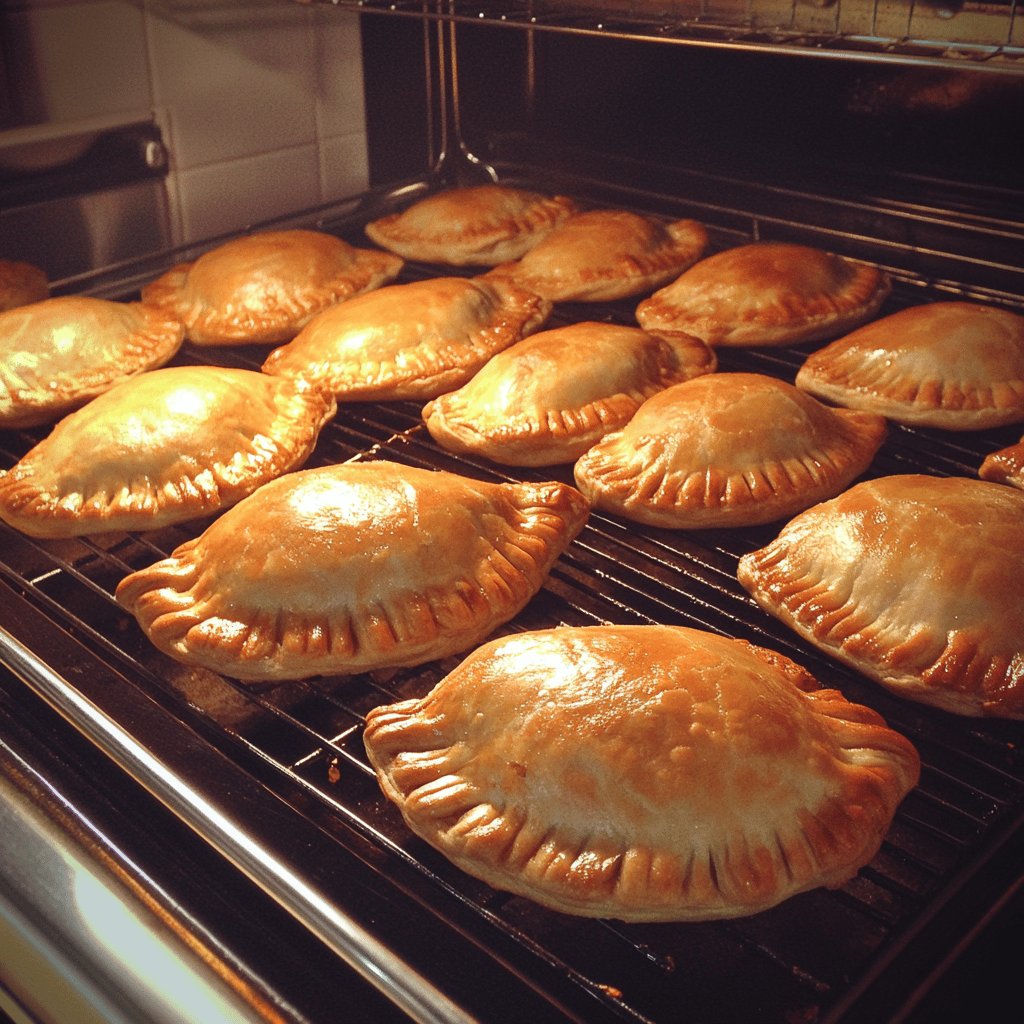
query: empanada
[
  {"left": 738, "top": 474, "right": 1024, "bottom": 719},
  {"left": 795, "top": 301, "right": 1024, "bottom": 430},
  {"left": 979, "top": 434, "right": 1024, "bottom": 489},
  {"left": 0, "top": 259, "right": 49, "bottom": 312},
  {"left": 0, "top": 365, "right": 335, "bottom": 537},
  {"left": 262, "top": 276, "right": 551, "bottom": 401},
  {"left": 0, "top": 296, "right": 184, "bottom": 429},
  {"left": 141, "top": 229, "right": 403, "bottom": 345},
  {"left": 422, "top": 321, "right": 716, "bottom": 466},
  {"left": 573, "top": 372, "right": 886, "bottom": 528},
  {"left": 487, "top": 210, "right": 708, "bottom": 302},
  {"left": 363, "top": 624, "right": 919, "bottom": 922},
  {"left": 115, "top": 461, "right": 589, "bottom": 681},
  {"left": 364, "top": 184, "right": 578, "bottom": 266},
  {"left": 636, "top": 242, "right": 890, "bottom": 347}
]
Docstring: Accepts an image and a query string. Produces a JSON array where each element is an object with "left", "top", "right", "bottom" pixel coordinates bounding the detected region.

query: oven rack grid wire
[
  {"left": 308, "top": 0, "right": 1024, "bottom": 72},
  {"left": 2, "top": 183, "right": 1024, "bottom": 1024}
]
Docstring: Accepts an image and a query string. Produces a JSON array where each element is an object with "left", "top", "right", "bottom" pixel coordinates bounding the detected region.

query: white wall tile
[
  {"left": 318, "top": 130, "right": 369, "bottom": 202},
  {"left": 312, "top": 9, "right": 367, "bottom": 140}
]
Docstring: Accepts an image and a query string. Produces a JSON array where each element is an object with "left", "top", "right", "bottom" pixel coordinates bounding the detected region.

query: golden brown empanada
[
  {"left": 115, "top": 461, "right": 589, "bottom": 681},
  {"left": 0, "top": 296, "right": 184, "bottom": 429},
  {"left": 573, "top": 372, "right": 886, "bottom": 528},
  {"left": 262, "top": 276, "right": 551, "bottom": 402},
  {"left": 636, "top": 242, "right": 890, "bottom": 347},
  {"left": 487, "top": 210, "right": 708, "bottom": 302},
  {"left": 141, "top": 229, "right": 403, "bottom": 346},
  {"left": 364, "top": 184, "right": 578, "bottom": 266},
  {"left": 363, "top": 624, "right": 919, "bottom": 922},
  {"left": 738, "top": 474, "right": 1024, "bottom": 719},
  {"left": 0, "top": 365, "right": 335, "bottom": 538},
  {"left": 422, "top": 321, "right": 715, "bottom": 466},
  {"left": 795, "top": 301, "right": 1024, "bottom": 430},
  {"left": 0, "top": 259, "right": 49, "bottom": 312},
  {"left": 979, "top": 434, "right": 1024, "bottom": 489}
]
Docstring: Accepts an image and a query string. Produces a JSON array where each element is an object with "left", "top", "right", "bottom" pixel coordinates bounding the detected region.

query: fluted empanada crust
[
  {"left": 364, "top": 184, "right": 578, "bottom": 266},
  {"left": 796, "top": 301, "right": 1024, "bottom": 430},
  {"left": 0, "top": 259, "right": 49, "bottom": 312},
  {"left": 979, "top": 434, "right": 1024, "bottom": 489},
  {"left": 636, "top": 242, "right": 890, "bottom": 347},
  {"left": 115, "top": 461, "right": 589, "bottom": 681},
  {"left": 487, "top": 210, "right": 708, "bottom": 302},
  {"left": 262, "top": 276, "right": 551, "bottom": 401},
  {"left": 573, "top": 373, "right": 886, "bottom": 528},
  {"left": 364, "top": 624, "right": 919, "bottom": 922},
  {"left": 141, "top": 229, "right": 403, "bottom": 346},
  {"left": 422, "top": 321, "right": 716, "bottom": 466},
  {"left": 738, "top": 474, "right": 1024, "bottom": 719},
  {"left": 0, "top": 365, "right": 335, "bottom": 537},
  {"left": 0, "top": 296, "right": 184, "bottom": 428}
]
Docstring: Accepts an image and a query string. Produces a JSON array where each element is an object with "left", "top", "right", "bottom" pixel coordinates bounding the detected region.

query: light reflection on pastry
[
  {"left": 0, "top": 365, "right": 335, "bottom": 537},
  {"left": 486, "top": 209, "right": 708, "bottom": 302},
  {"left": 738, "top": 474, "right": 1024, "bottom": 719},
  {"left": 115, "top": 460, "right": 589, "bottom": 682},
  {"left": 364, "top": 184, "right": 578, "bottom": 266},
  {"left": 796, "top": 301, "right": 1024, "bottom": 430},
  {"left": 0, "top": 295, "right": 184, "bottom": 429},
  {"left": 635, "top": 241, "right": 890, "bottom": 347},
  {"left": 141, "top": 229, "right": 403, "bottom": 345},
  {"left": 0, "top": 259, "right": 49, "bottom": 312},
  {"left": 573, "top": 372, "right": 886, "bottom": 528},
  {"left": 262, "top": 276, "right": 551, "bottom": 401},
  {"left": 422, "top": 321, "right": 715, "bottom": 466},
  {"left": 979, "top": 434, "right": 1024, "bottom": 490},
  {"left": 363, "top": 623, "right": 919, "bottom": 922}
]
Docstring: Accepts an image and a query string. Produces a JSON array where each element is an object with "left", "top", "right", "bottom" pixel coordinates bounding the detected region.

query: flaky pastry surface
[
  {"left": 0, "top": 296, "right": 184, "bottom": 428},
  {"left": 796, "top": 301, "right": 1024, "bottom": 430},
  {"left": 262, "top": 276, "right": 551, "bottom": 401},
  {"left": 422, "top": 321, "right": 716, "bottom": 466},
  {"left": 363, "top": 624, "right": 919, "bottom": 921},
  {"left": 364, "top": 184, "right": 578, "bottom": 266},
  {"left": 0, "top": 365, "right": 335, "bottom": 537},
  {"left": 738, "top": 474, "right": 1024, "bottom": 719},
  {"left": 573, "top": 372, "right": 886, "bottom": 527},
  {"left": 141, "top": 229, "right": 403, "bottom": 345},
  {"left": 635, "top": 242, "right": 890, "bottom": 347},
  {"left": 487, "top": 210, "right": 708, "bottom": 302},
  {"left": 115, "top": 460, "right": 589, "bottom": 681}
]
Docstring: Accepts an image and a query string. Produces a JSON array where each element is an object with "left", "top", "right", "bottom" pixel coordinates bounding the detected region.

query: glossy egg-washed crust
[
  {"left": 115, "top": 460, "right": 589, "bottom": 681},
  {"left": 262, "top": 276, "right": 552, "bottom": 401},
  {"left": 0, "top": 259, "right": 49, "bottom": 312},
  {"left": 796, "top": 301, "right": 1024, "bottom": 430},
  {"left": 0, "top": 296, "right": 184, "bottom": 428},
  {"left": 573, "top": 372, "right": 887, "bottom": 528},
  {"left": 738, "top": 474, "right": 1024, "bottom": 719},
  {"left": 486, "top": 210, "right": 709, "bottom": 302},
  {"left": 0, "top": 365, "right": 336, "bottom": 538},
  {"left": 364, "top": 624, "right": 919, "bottom": 922},
  {"left": 363, "top": 184, "right": 579, "bottom": 266},
  {"left": 980, "top": 434, "right": 1024, "bottom": 489},
  {"left": 141, "top": 229, "right": 403, "bottom": 345},
  {"left": 636, "top": 242, "right": 890, "bottom": 347},
  {"left": 422, "top": 321, "right": 716, "bottom": 466}
]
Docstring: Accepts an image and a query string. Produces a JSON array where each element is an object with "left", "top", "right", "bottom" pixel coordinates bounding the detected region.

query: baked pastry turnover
[
  {"left": 636, "top": 242, "right": 890, "bottom": 347},
  {"left": 364, "top": 184, "right": 578, "bottom": 266},
  {"left": 0, "top": 259, "right": 49, "bottom": 312},
  {"left": 0, "top": 296, "right": 184, "bottom": 429},
  {"left": 141, "top": 229, "right": 403, "bottom": 345},
  {"left": 0, "top": 365, "right": 335, "bottom": 537},
  {"left": 115, "top": 461, "right": 589, "bottom": 681},
  {"left": 262, "top": 276, "right": 551, "bottom": 401},
  {"left": 979, "top": 434, "right": 1024, "bottom": 490},
  {"left": 573, "top": 373, "right": 886, "bottom": 528},
  {"left": 796, "top": 301, "right": 1024, "bottom": 430},
  {"left": 363, "top": 624, "right": 919, "bottom": 922},
  {"left": 738, "top": 474, "right": 1024, "bottom": 719},
  {"left": 487, "top": 210, "right": 708, "bottom": 303},
  {"left": 422, "top": 321, "right": 716, "bottom": 466}
]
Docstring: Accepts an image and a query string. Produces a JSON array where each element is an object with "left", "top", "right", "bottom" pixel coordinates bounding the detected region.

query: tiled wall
[{"left": 8, "top": 0, "right": 369, "bottom": 245}]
